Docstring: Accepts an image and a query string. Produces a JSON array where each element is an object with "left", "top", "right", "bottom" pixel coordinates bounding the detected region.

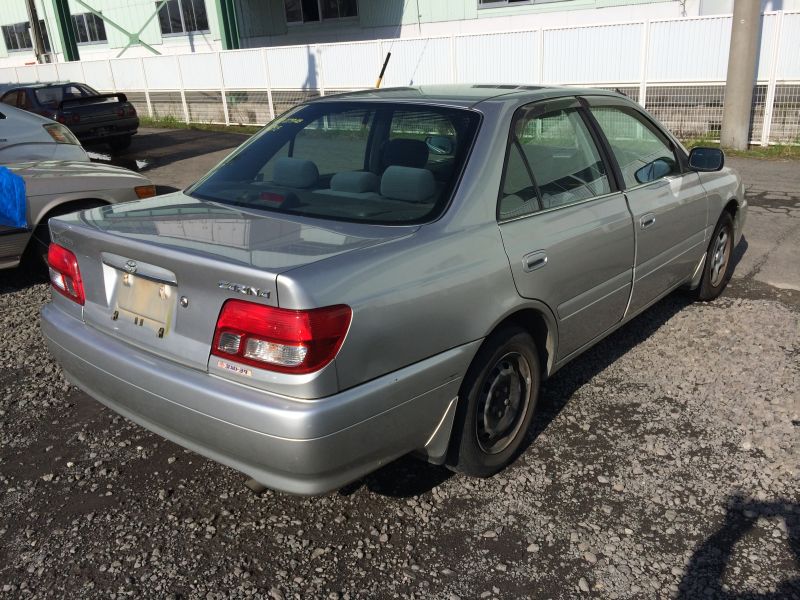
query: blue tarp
[{"left": 0, "top": 166, "right": 27, "bottom": 229}]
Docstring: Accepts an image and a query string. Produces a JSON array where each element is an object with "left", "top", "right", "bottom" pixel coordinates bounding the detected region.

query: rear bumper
[
  {"left": 41, "top": 303, "right": 472, "bottom": 495},
  {"left": 70, "top": 117, "right": 139, "bottom": 141}
]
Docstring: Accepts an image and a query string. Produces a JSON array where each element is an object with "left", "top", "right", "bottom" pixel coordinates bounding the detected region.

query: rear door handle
[
  {"left": 640, "top": 213, "right": 656, "bottom": 229},
  {"left": 523, "top": 251, "right": 548, "bottom": 272}
]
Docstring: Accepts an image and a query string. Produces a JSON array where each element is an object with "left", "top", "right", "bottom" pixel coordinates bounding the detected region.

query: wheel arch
[
  {"left": 485, "top": 301, "right": 558, "bottom": 379},
  {"left": 33, "top": 197, "right": 109, "bottom": 228}
]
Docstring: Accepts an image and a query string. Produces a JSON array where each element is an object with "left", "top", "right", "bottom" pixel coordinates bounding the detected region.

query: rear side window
[
  {"left": 499, "top": 105, "right": 611, "bottom": 220},
  {"left": 589, "top": 106, "right": 680, "bottom": 188},
  {"left": 189, "top": 101, "right": 480, "bottom": 225}
]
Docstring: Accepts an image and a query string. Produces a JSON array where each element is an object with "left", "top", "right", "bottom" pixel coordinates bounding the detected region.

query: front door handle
[
  {"left": 523, "top": 251, "right": 548, "bottom": 272},
  {"left": 640, "top": 213, "right": 656, "bottom": 229}
]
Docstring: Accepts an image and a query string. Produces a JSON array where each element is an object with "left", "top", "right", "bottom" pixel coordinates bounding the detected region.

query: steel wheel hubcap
[
  {"left": 710, "top": 227, "right": 731, "bottom": 287},
  {"left": 476, "top": 352, "right": 532, "bottom": 454}
]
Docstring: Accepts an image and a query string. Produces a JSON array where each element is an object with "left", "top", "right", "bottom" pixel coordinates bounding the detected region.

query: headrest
[
  {"left": 380, "top": 166, "right": 436, "bottom": 203},
  {"left": 381, "top": 138, "right": 429, "bottom": 170},
  {"left": 330, "top": 171, "right": 379, "bottom": 193},
  {"left": 273, "top": 157, "right": 319, "bottom": 188}
]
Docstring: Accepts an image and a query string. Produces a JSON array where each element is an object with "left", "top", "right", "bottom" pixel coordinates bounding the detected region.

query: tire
[
  {"left": 446, "top": 325, "right": 541, "bottom": 477},
  {"left": 697, "top": 211, "right": 734, "bottom": 301},
  {"left": 108, "top": 135, "right": 132, "bottom": 153}
]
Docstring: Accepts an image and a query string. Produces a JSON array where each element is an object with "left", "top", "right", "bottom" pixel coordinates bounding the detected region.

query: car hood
[
  {"left": 9, "top": 160, "right": 149, "bottom": 197},
  {"left": 62, "top": 191, "right": 419, "bottom": 272}
]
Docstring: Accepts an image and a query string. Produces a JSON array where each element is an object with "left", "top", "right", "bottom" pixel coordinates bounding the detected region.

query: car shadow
[
  {"left": 89, "top": 129, "right": 247, "bottom": 173},
  {"left": 0, "top": 265, "right": 47, "bottom": 295},
  {"left": 677, "top": 494, "right": 800, "bottom": 599}
]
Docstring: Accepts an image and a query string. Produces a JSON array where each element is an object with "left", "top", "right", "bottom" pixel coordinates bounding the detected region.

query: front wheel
[
  {"left": 446, "top": 325, "right": 540, "bottom": 477},
  {"left": 697, "top": 211, "right": 734, "bottom": 301}
]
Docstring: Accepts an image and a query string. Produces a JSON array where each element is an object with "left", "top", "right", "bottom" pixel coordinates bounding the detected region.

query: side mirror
[
  {"left": 688, "top": 147, "right": 724, "bottom": 172},
  {"left": 425, "top": 135, "right": 455, "bottom": 156},
  {"left": 634, "top": 157, "right": 674, "bottom": 184}
]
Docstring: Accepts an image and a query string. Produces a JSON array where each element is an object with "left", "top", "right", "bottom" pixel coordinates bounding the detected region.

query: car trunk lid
[{"left": 48, "top": 192, "right": 416, "bottom": 371}]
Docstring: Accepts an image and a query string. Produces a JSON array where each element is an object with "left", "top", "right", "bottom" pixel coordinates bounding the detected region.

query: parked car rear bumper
[
  {"left": 41, "top": 303, "right": 471, "bottom": 495},
  {"left": 70, "top": 117, "right": 139, "bottom": 142}
]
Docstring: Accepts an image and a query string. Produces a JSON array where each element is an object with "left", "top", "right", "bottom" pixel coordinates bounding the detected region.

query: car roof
[
  {"left": 315, "top": 84, "right": 629, "bottom": 109},
  {"left": 5, "top": 81, "right": 81, "bottom": 91}
]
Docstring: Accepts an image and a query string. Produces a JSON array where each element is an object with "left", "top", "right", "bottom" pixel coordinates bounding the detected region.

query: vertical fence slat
[{"left": 762, "top": 11, "right": 784, "bottom": 146}]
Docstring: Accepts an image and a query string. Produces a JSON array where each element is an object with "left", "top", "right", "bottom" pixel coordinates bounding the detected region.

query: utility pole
[
  {"left": 720, "top": 0, "right": 761, "bottom": 151},
  {"left": 24, "top": 0, "right": 48, "bottom": 63}
]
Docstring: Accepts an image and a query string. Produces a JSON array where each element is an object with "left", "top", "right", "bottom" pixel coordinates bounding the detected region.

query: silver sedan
[{"left": 41, "top": 86, "right": 746, "bottom": 494}]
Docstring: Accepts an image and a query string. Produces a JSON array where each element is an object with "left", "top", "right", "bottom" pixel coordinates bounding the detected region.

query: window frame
[
  {"left": 2, "top": 22, "right": 32, "bottom": 52},
  {"left": 71, "top": 12, "right": 108, "bottom": 45},
  {"left": 579, "top": 95, "right": 690, "bottom": 192},
  {"left": 156, "top": 0, "right": 211, "bottom": 36},
  {"left": 284, "top": 0, "right": 359, "bottom": 25},
  {"left": 496, "top": 95, "right": 621, "bottom": 224}
]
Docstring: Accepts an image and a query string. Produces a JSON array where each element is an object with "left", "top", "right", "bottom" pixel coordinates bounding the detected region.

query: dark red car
[{"left": 1, "top": 81, "right": 139, "bottom": 152}]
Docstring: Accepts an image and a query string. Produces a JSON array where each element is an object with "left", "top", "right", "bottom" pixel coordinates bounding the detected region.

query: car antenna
[{"left": 375, "top": 52, "right": 392, "bottom": 89}]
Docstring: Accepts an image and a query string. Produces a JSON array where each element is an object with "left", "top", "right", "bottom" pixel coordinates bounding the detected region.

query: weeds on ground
[{"left": 139, "top": 115, "right": 261, "bottom": 135}]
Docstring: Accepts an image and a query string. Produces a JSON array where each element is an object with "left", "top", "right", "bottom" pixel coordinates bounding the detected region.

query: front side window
[
  {"left": 285, "top": 0, "right": 357, "bottom": 23},
  {"left": 156, "top": 0, "right": 209, "bottom": 35},
  {"left": 72, "top": 13, "right": 107, "bottom": 44},
  {"left": 590, "top": 106, "right": 680, "bottom": 188},
  {"left": 189, "top": 101, "right": 480, "bottom": 225},
  {"left": 499, "top": 104, "right": 611, "bottom": 220}
]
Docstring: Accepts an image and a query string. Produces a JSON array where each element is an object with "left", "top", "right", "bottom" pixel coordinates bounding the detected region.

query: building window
[
  {"left": 2, "top": 20, "right": 51, "bottom": 52},
  {"left": 72, "top": 13, "right": 107, "bottom": 44},
  {"left": 156, "top": 0, "right": 209, "bottom": 35},
  {"left": 285, "top": 0, "right": 357, "bottom": 24}
]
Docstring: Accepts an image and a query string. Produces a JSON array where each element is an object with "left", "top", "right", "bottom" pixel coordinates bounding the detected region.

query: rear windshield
[
  {"left": 188, "top": 101, "right": 481, "bottom": 225},
  {"left": 34, "top": 84, "right": 99, "bottom": 108}
]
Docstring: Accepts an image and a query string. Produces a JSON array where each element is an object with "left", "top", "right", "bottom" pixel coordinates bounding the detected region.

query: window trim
[
  {"left": 496, "top": 95, "right": 620, "bottom": 224},
  {"left": 478, "top": 0, "right": 571, "bottom": 9},
  {"left": 284, "top": 0, "right": 359, "bottom": 25},
  {"left": 156, "top": 0, "right": 211, "bottom": 37},
  {"left": 71, "top": 12, "right": 108, "bottom": 45}
]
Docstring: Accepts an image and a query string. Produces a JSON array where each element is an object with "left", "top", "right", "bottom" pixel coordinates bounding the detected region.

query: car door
[
  {"left": 584, "top": 96, "right": 708, "bottom": 316},
  {"left": 498, "top": 97, "right": 635, "bottom": 361}
]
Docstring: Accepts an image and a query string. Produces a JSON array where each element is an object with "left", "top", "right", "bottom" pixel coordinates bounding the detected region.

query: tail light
[
  {"left": 116, "top": 107, "right": 125, "bottom": 117},
  {"left": 211, "top": 300, "right": 351, "bottom": 374},
  {"left": 126, "top": 105, "right": 137, "bottom": 117},
  {"left": 56, "top": 114, "right": 66, "bottom": 124},
  {"left": 48, "top": 243, "right": 85, "bottom": 305},
  {"left": 70, "top": 113, "right": 80, "bottom": 124}
]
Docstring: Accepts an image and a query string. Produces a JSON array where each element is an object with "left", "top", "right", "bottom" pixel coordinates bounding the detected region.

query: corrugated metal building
[{"left": 2, "top": 0, "right": 797, "bottom": 68}]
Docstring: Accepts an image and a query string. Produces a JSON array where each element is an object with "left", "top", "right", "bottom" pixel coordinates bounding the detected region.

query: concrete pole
[
  {"left": 24, "top": 0, "right": 47, "bottom": 63},
  {"left": 720, "top": 0, "right": 762, "bottom": 151}
]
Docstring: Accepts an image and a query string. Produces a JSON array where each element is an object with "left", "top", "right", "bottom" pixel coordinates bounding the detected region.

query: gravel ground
[{"left": 0, "top": 157, "right": 798, "bottom": 599}]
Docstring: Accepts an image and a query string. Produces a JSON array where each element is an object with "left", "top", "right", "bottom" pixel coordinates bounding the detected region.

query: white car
[
  {"left": 1, "top": 160, "right": 155, "bottom": 269},
  {"left": 0, "top": 103, "right": 89, "bottom": 163}
]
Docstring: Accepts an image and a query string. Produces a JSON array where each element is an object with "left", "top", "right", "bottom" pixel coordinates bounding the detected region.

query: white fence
[{"left": 2, "top": 11, "right": 799, "bottom": 145}]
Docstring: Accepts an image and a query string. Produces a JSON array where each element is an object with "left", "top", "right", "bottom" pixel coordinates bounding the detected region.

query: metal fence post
[
  {"left": 140, "top": 57, "right": 153, "bottom": 118},
  {"left": 175, "top": 57, "right": 190, "bottom": 124},
  {"left": 639, "top": 20, "right": 650, "bottom": 108},
  {"left": 315, "top": 44, "right": 325, "bottom": 96},
  {"left": 217, "top": 51, "right": 230, "bottom": 125},
  {"left": 761, "top": 11, "right": 784, "bottom": 146},
  {"left": 536, "top": 28, "right": 544, "bottom": 84},
  {"left": 262, "top": 48, "right": 275, "bottom": 121}
]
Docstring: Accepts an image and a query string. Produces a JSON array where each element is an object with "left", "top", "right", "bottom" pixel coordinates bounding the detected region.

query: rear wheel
[
  {"left": 697, "top": 211, "right": 734, "bottom": 301},
  {"left": 447, "top": 325, "right": 540, "bottom": 477},
  {"left": 108, "top": 135, "right": 132, "bottom": 153}
]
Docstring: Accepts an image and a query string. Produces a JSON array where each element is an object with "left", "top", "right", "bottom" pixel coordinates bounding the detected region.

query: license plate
[{"left": 113, "top": 272, "right": 174, "bottom": 338}]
